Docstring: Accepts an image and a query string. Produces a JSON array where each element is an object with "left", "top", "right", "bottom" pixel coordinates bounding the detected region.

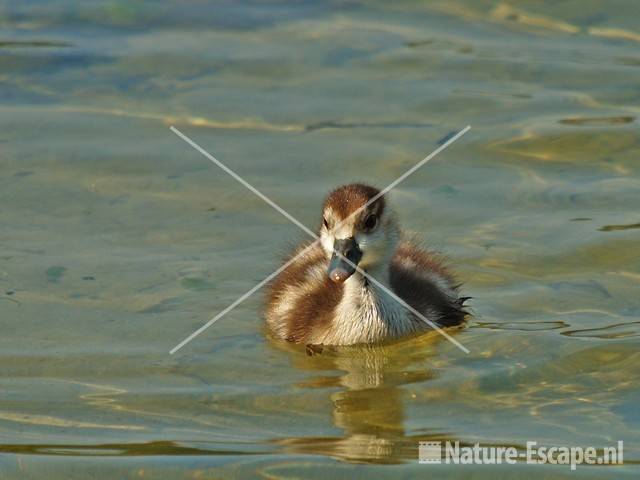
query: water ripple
[
  {"left": 562, "top": 321, "right": 640, "bottom": 339},
  {"left": 599, "top": 222, "right": 640, "bottom": 232}
]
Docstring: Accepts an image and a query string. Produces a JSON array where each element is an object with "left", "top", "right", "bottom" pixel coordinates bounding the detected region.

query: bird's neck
[{"left": 342, "top": 263, "right": 397, "bottom": 313}]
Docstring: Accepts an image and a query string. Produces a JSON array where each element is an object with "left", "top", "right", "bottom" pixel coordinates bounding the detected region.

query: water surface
[{"left": 1, "top": 0, "right": 639, "bottom": 478}]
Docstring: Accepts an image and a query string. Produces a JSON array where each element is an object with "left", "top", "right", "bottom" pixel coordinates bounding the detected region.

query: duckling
[{"left": 265, "top": 183, "right": 468, "bottom": 346}]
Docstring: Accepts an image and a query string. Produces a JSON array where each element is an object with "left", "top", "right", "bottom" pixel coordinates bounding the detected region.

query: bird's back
[{"left": 390, "top": 239, "right": 467, "bottom": 327}]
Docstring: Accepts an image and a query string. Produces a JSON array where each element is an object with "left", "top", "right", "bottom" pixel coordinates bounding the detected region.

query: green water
[{"left": 1, "top": 1, "right": 639, "bottom": 478}]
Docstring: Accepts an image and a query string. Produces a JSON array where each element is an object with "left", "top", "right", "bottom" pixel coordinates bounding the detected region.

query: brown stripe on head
[{"left": 322, "top": 183, "right": 385, "bottom": 223}]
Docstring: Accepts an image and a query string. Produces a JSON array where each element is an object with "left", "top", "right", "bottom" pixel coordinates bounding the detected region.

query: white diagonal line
[
  {"left": 169, "top": 125, "right": 470, "bottom": 354},
  {"left": 314, "top": 126, "right": 471, "bottom": 244},
  {"left": 355, "top": 126, "right": 470, "bottom": 218},
  {"left": 337, "top": 256, "right": 469, "bottom": 353},
  {"left": 170, "top": 126, "right": 317, "bottom": 239},
  {"left": 169, "top": 242, "right": 319, "bottom": 355}
]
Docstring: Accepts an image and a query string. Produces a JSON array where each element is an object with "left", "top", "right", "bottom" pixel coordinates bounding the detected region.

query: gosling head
[{"left": 319, "top": 183, "right": 399, "bottom": 284}]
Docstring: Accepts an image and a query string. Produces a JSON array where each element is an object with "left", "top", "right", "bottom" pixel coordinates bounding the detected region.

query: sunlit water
[{"left": 1, "top": 1, "right": 639, "bottom": 478}]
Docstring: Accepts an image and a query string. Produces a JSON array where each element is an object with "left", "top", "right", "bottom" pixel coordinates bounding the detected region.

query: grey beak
[{"left": 328, "top": 237, "right": 362, "bottom": 284}]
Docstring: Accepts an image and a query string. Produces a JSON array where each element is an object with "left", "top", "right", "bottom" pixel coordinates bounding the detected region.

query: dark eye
[
  {"left": 323, "top": 217, "right": 329, "bottom": 229},
  {"left": 363, "top": 214, "right": 378, "bottom": 231}
]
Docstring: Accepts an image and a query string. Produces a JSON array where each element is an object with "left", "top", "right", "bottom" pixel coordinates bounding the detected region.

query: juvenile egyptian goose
[{"left": 265, "top": 183, "right": 468, "bottom": 346}]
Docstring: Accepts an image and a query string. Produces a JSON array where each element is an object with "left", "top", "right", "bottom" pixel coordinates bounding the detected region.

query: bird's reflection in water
[{"left": 269, "top": 331, "right": 460, "bottom": 464}]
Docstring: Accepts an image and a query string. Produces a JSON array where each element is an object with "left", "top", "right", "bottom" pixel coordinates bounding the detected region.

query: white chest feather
[{"left": 314, "top": 274, "right": 422, "bottom": 345}]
